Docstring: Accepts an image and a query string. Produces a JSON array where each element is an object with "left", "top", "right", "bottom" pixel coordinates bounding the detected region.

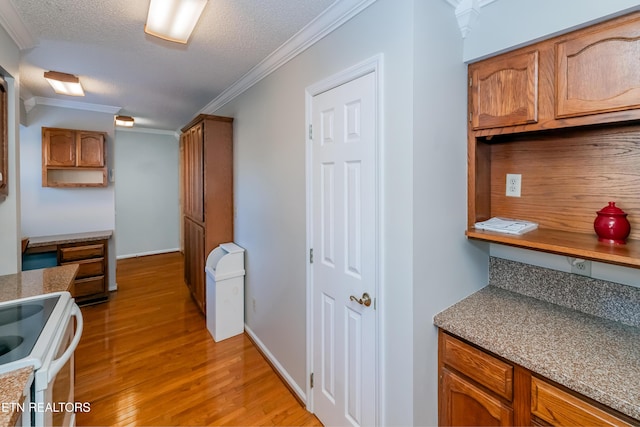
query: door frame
[{"left": 304, "top": 53, "right": 384, "bottom": 424}]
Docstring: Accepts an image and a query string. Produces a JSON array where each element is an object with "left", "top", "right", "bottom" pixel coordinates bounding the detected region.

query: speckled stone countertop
[
  {"left": 0, "top": 264, "right": 78, "bottom": 303},
  {"left": 0, "top": 367, "right": 33, "bottom": 426},
  {"left": 434, "top": 285, "right": 640, "bottom": 421},
  {"left": 0, "top": 265, "right": 78, "bottom": 424},
  {"left": 26, "top": 229, "right": 112, "bottom": 248}
]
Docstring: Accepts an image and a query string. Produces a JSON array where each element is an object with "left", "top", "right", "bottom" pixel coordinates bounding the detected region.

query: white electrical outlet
[
  {"left": 252, "top": 298, "right": 256, "bottom": 313},
  {"left": 506, "top": 174, "right": 521, "bottom": 197},
  {"left": 567, "top": 257, "right": 592, "bottom": 277}
]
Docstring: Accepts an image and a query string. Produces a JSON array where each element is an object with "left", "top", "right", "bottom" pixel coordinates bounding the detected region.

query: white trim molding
[
  {"left": 200, "top": 0, "right": 378, "bottom": 114},
  {"left": 0, "top": 0, "right": 36, "bottom": 50},
  {"left": 444, "top": 0, "right": 499, "bottom": 38},
  {"left": 23, "top": 96, "right": 121, "bottom": 114}
]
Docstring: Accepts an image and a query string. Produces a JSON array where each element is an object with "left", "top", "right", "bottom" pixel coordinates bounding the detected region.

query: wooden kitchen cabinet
[
  {"left": 181, "top": 114, "right": 233, "bottom": 314},
  {"left": 438, "top": 331, "right": 638, "bottom": 427},
  {"left": 555, "top": 13, "right": 640, "bottom": 119},
  {"left": 58, "top": 239, "right": 109, "bottom": 304},
  {"left": 42, "top": 127, "right": 107, "bottom": 187},
  {"left": 466, "top": 11, "right": 640, "bottom": 269},
  {"left": 439, "top": 331, "right": 518, "bottom": 426},
  {"left": 469, "top": 50, "right": 539, "bottom": 130}
]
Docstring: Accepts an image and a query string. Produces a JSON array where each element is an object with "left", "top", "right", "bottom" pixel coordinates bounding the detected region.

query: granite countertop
[
  {"left": 0, "top": 367, "right": 34, "bottom": 427},
  {"left": 27, "top": 229, "right": 113, "bottom": 248},
  {"left": 0, "top": 264, "right": 78, "bottom": 303},
  {"left": 0, "top": 265, "right": 79, "bottom": 423},
  {"left": 434, "top": 285, "right": 640, "bottom": 421}
]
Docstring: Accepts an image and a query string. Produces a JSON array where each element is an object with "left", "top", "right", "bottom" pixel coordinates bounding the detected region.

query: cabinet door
[
  {"left": 76, "top": 131, "right": 105, "bottom": 167},
  {"left": 184, "top": 217, "right": 205, "bottom": 313},
  {"left": 556, "top": 14, "right": 640, "bottom": 119},
  {"left": 469, "top": 50, "right": 539, "bottom": 130},
  {"left": 441, "top": 368, "right": 513, "bottom": 426},
  {"left": 183, "top": 124, "right": 204, "bottom": 222},
  {"left": 44, "top": 128, "right": 76, "bottom": 166}
]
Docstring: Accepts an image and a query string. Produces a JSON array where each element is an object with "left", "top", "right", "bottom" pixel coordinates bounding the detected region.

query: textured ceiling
[{"left": 13, "top": 0, "right": 336, "bottom": 130}]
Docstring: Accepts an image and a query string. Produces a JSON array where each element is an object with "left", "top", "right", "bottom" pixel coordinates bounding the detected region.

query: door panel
[{"left": 312, "top": 71, "right": 377, "bottom": 427}]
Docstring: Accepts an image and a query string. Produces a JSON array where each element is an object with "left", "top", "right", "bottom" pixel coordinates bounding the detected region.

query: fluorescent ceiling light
[
  {"left": 44, "top": 71, "right": 85, "bottom": 96},
  {"left": 145, "top": 0, "right": 208, "bottom": 44},
  {"left": 115, "top": 115, "right": 135, "bottom": 127}
]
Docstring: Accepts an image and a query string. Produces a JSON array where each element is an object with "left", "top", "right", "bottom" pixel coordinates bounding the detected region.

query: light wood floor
[{"left": 74, "top": 252, "right": 322, "bottom": 427}]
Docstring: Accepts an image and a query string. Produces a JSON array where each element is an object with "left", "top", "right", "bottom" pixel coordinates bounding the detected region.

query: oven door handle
[{"left": 48, "top": 303, "right": 84, "bottom": 383}]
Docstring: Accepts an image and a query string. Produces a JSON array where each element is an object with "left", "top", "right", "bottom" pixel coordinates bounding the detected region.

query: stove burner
[
  {"left": 0, "top": 304, "right": 44, "bottom": 326},
  {"left": 0, "top": 336, "right": 24, "bottom": 357}
]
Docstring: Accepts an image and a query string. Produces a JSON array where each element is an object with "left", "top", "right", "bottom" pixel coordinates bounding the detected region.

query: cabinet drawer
[
  {"left": 64, "top": 257, "right": 104, "bottom": 279},
  {"left": 531, "top": 377, "right": 633, "bottom": 427},
  {"left": 442, "top": 333, "right": 513, "bottom": 401},
  {"left": 60, "top": 243, "right": 104, "bottom": 262},
  {"left": 73, "top": 276, "right": 106, "bottom": 298}
]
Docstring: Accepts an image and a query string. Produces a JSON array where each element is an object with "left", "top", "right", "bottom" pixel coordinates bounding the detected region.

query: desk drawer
[
  {"left": 59, "top": 243, "right": 104, "bottom": 262},
  {"left": 63, "top": 257, "right": 104, "bottom": 279},
  {"left": 73, "top": 276, "right": 106, "bottom": 298}
]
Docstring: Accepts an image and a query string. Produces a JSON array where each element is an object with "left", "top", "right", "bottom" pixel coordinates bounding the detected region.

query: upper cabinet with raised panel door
[
  {"left": 42, "top": 127, "right": 107, "bottom": 187},
  {"left": 466, "top": 11, "right": 640, "bottom": 269},
  {"left": 469, "top": 11, "right": 640, "bottom": 136},
  {"left": 555, "top": 13, "right": 640, "bottom": 119},
  {"left": 469, "top": 49, "right": 539, "bottom": 130}
]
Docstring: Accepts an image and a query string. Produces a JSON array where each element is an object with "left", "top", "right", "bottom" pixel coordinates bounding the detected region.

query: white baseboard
[
  {"left": 244, "top": 324, "right": 307, "bottom": 404},
  {"left": 116, "top": 248, "right": 181, "bottom": 260}
]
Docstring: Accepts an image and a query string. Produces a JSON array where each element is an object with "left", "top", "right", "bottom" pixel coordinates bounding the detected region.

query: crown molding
[
  {"left": 200, "top": 0, "right": 378, "bottom": 115},
  {"left": 443, "top": 0, "right": 499, "bottom": 38},
  {"left": 116, "top": 126, "right": 180, "bottom": 139},
  {"left": 23, "top": 96, "right": 120, "bottom": 114},
  {"left": 0, "top": 0, "right": 36, "bottom": 50}
]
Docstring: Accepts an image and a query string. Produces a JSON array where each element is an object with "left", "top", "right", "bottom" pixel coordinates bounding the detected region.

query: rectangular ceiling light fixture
[
  {"left": 115, "top": 115, "right": 135, "bottom": 127},
  {"left": 145, "top": 0, "right": 208, "bottom": 44},
  {"left": 44, "top": 71, "right": 85, "bottom": 96}
]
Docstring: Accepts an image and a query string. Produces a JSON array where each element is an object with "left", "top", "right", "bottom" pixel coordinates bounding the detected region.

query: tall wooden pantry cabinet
[{"left": 181, "top": 114, "right": 233, "bottom": 314}]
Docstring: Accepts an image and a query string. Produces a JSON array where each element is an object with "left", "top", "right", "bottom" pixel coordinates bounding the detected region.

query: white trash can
[{"left": 205, "top": 242, "right": 245, "bottom": 342}]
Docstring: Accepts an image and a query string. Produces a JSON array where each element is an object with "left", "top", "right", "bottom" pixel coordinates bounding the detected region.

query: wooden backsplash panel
[{"left": 489, "top": 124, "right": 640, "bottom": 241}]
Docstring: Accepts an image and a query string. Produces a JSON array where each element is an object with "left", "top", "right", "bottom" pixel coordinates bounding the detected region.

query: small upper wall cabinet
[
  {"left": 466, "top": 11, "right": 640, "bottom": 269},
  {"left": 42, "top": 127, "right": 107, "bottom": 187},
  {"left": 555, "top": 13, "right": 640, "bottom": 119},
  {"left": 469, "top": 49, "right": 539, "bottom": 130}
]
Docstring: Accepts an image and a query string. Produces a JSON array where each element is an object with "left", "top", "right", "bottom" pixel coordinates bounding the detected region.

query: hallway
[{"left": 74, "top": 252, "right": 322, "bottom": 426}]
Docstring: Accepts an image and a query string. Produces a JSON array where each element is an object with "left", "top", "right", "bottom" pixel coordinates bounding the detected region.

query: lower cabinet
[
  {"left": 438, "top": 330, "right": 637, "bottom": 427},
  {"left": 58, "top": 239, "right": 109, "bottom": 304}
]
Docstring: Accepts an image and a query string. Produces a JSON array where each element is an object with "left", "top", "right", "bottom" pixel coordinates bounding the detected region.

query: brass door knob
[{"left": 349, "top": 292, "right": 371, "bottom": 307}]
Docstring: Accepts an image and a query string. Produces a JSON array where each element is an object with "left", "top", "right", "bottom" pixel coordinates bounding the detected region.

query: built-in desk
[{"left": 24, "top": 230, "right": 112, "bottom": 305}]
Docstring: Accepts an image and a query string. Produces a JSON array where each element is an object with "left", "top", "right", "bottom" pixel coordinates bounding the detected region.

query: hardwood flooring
[{"left": 74, "top": 252, "right": 321, "bottom": 427}]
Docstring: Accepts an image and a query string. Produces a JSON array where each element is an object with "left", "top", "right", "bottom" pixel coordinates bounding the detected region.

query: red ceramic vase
[{"left": 593, "top": 202, "right": 631, "bottom": 244}]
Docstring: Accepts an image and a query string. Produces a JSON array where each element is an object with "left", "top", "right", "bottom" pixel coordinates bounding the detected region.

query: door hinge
[
  {"left": 469, "top": 112, "right": 472, "bottom": 123},
  {"left": 310, "top": 372, "right": 314, "bottom": 388},
  {"left": 309, "top": 248, "right": 314, "bottom": 264},
  {"left": 308, "top": 124, "right": 313, "bottom": 140},
  {"left": 469, "top": 77, "right": 472, "bottom": 87}
]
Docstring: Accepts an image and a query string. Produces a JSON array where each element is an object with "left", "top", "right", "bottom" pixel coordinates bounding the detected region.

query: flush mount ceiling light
[
  {"left": 144, "top": 0, "right": 208, "bottom": 44},
  {"left": 43, "top": 71, "right": 85, "bottom": 96},
  {"left": 115, "top": 115, "right": 135, "bottom": 127}
]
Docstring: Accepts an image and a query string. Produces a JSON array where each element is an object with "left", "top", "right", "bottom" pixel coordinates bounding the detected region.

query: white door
[{"left": 311, "top": 71, "right": 377, "bottom": 427}]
